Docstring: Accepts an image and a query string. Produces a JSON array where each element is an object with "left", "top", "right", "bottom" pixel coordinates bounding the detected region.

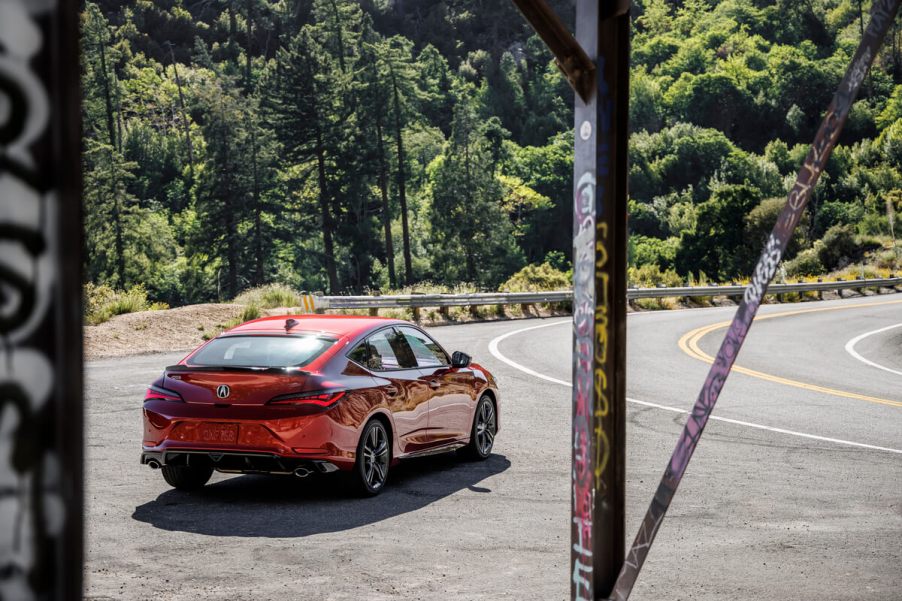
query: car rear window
[{"left": 189, "top": 335, "right": 336, "bottom": 368}]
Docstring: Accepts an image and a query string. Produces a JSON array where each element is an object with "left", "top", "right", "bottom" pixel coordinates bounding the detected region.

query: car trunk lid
[{"left": 163, "top": 366, "right": 311, "bottom": 406}]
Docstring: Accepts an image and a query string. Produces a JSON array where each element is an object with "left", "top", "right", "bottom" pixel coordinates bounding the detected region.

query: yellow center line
[{"left": 677, "top": 298, "right": 902, "bottom": 409}]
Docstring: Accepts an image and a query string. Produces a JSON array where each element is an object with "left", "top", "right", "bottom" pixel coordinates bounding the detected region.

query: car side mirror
[{"left": 451, "top": 351, "right": 471, "bottom": 368}]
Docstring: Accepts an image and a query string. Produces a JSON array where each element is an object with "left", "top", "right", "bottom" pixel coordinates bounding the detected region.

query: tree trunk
[
  {"left": 221, "top": 132, "right": 239, "bottom": 299},
  {"left": 251, "top": 126, "right": 263, "bottom": 285},
  {"left": 169, "top": 51, "right": 195, "bottom": 196},
  {"left": 375, "top": 117, "right": 396, "bottom": 288},
  {"left": 225, "top": 201, "right": 239, "bottom": 298},
  {"left": 328, "top": 0, "right": 347, "bottom": 73},
  {"left": 109, "top": 151, "right": 126, "bottom": 288},
  {"left": 315, "top": 127, "right": 339, "bottom": 293},
  {"left": 229, "top": 1, "right": 239, "bottom": 60},
  {"left": 245, "top": 0, "right": 254, "bottom": 90},
  {"left": 390, "top": 68, "right": 413, "bottom": 284},
  {"left": 97, "top": 35, "right": 117, "bottom": 150}
]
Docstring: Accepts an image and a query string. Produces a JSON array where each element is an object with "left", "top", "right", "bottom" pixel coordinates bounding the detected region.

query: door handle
[
  {"left": 384, "top": 386, "right": 398, "bottom": 396},
  {"left": 428, "top": 379, "right": 440, "bottom": 389}
]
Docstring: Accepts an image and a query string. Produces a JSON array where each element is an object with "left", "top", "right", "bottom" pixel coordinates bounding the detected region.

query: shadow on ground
[{"left": 132, "top": 453, "right": 510, "bottom": 537}]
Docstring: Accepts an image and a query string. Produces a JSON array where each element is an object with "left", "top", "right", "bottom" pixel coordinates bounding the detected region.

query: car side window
[
  {"left": 399, "top": 326, "right": 449, "bottom": 367},
  {"left": 386, "top": 328, "right": 418, "bottom": 369},
  {"left": 347, "top": 341, "right": 369, "bottom": 366},
  {"left": 362, "top": 330, "right": 400, "bottom": 371}
]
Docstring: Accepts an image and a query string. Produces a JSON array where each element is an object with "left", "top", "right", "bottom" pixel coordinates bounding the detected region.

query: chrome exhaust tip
[
  {"left": 147, "top": 459, "right": 161, "bottom": 470},
  {"left": 293, "top": 467, "right": 313, "bottom": 478},
  {"left": 312, "top": 460, "right": 339, "bottom": 474}
]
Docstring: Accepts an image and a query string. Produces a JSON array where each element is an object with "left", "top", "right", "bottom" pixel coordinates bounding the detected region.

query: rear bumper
[
  {"left": 140, "top": 449, "right": 341, "bottom": 474},
  {"left": 142, "top": 399, "right": 360, "bottom": 470}
]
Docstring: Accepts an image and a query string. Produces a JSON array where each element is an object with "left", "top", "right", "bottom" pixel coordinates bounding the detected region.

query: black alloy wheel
[
  {"left": 354, "top": 419, "right": 391, "bottom": 496},
  {"left": 465, "top": 395, "right": 496, "bottom": 460}
]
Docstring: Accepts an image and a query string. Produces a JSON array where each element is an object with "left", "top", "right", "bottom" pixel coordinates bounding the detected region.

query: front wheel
[
  {"left": 353, "top": 419, "right": 391, "bottom": 496},
  {"left": 161, "top": 463, "right": 213, "bottom": 490},
  {"left": 464, "top": 396, "right": 496, "bottom": 460}
]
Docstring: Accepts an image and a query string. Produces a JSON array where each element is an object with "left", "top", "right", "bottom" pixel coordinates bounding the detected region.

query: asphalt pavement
[{"left": 84, "top": 294, "right": 902, "bottom": 600}]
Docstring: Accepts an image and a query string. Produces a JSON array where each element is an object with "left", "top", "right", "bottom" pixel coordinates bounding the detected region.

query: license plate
[{"left": 198, "top": 423, "right": 238, "bottom": 444}]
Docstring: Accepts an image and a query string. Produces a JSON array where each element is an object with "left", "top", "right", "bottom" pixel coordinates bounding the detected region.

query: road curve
[{"left": 85, "top": 294, "right": 902, "bottom": 601}]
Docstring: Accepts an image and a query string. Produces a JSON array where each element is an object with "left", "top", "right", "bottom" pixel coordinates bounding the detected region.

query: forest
[{"left": 81, "top": 0, "right": 902, "bottom": 308}]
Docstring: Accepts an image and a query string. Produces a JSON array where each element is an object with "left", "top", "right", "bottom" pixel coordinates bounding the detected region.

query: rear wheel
[
  {"left": 161, "top": 463, "right": 213, "bottom": 490},
  {"left": 464, "top": 396, "right": 496, "bottom": 460},
  {"left": 353, "top": 419, "right": 391, "bottom": 496}
]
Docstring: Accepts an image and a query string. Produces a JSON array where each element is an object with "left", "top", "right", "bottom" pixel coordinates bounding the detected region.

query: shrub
[
  {"left": 239, "top": 304, "right": 261, "bottom": 322},
  {"left": 630, "top": 235, "right": 680, "bottom": 270},
  {"left": 812, "top": 200, "right": 865, "bottom": 239},
  {"left": 234, "top": 284, "right": 302, "bottom": 309},
  {"left": 874, "top": 248, "right": 900, "bottom": 270},
  {"left": 817, "top": 224, "right": 882, "bottom": 271},
  {"left": 84, "top": 283, "right": 167, "bottom": 325},
  {"left": 203, "top": 304, "right": 262, "bottom": 340},
  {"left": 628, "top": 265, "right": 684, "bottom": 308},
  {"left": 628, "top": 264, "right": 683, "bottom": 289},
  {"left": 500, "top": 262, "right": 571, "bottom": 292},
  {"left": 784, "top": 247, "right": 825, "bottom": 277},
  {"left": 817, "top": 225, "right": 860, "bottom": 271}
]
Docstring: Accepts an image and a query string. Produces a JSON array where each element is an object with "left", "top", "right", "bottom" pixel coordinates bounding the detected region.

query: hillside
[{"left": 81, "top": 0, "right": 901, "bottom": 308}]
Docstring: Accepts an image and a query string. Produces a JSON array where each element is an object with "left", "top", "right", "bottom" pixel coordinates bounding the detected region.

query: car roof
[{"left": 225, "top": 314, "right": 406, "bottom": 337}]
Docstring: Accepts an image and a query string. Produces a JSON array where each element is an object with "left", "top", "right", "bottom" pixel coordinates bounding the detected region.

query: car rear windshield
[{"left": 188, "top": 335, "right": 336, "bottom": 368}]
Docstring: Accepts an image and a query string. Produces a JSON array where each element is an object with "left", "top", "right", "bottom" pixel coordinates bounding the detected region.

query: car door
[
  {"left": 354, "top": 327, "right": 433, "bottom": 454},
  {"left": 398, "top": 326, "right": 475, "bottom": 442}
]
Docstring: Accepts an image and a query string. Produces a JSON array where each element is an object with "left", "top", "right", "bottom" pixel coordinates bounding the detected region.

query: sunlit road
[{"left": 84, "top": 294, "right": 902, "bottom": 600}]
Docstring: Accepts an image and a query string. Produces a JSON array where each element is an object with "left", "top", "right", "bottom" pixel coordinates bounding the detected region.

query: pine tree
[
  {"left": 267, "top": 28, "right": 342, "bottom": 292},
  {"left": 429, "top": 93, "right": 524, "bottom": 287}
]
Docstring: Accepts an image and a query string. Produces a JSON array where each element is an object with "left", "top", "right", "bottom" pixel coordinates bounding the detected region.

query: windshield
[{"left": 188, "top": 335, "right": 336, "bottom": 368}]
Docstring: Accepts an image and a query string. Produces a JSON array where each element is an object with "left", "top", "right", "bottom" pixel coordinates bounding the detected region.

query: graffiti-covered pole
[
  {"left": 0, "top": 0, "right": 84, "bottom": 599},
  {"left": 571, "top": 1, "right": 630, "bottom": 599}
]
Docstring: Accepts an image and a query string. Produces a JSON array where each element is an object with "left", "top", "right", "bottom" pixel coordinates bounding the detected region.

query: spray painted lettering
[{"left": 571, "top": 170, "right": 596, "bottom": 601}]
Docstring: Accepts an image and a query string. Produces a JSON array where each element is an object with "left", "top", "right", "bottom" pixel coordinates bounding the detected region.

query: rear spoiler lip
[{"left": 164, "top": 365, "right": 311, "bottom": 376}]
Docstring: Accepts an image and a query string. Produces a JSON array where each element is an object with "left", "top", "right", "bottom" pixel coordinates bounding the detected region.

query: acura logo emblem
[{"left": 216, "top": 385, "right": 230, "bottom": 399}]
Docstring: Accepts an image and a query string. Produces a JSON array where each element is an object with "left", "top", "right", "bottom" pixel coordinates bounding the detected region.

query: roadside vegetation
[
  {"left": 81, "top": 0, "right": 902, "bottom": 315},
  {"left": 84, "top": 283, "right": 168, "bottom": 325}
]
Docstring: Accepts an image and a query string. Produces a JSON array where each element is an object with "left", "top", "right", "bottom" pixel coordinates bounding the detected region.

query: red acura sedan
[{"left": 141, "top": 315, "right": 500, "bottom": 495}]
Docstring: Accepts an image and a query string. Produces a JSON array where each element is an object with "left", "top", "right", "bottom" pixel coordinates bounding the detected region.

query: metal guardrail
[{"left": 312, "top": 277, "right": 902, "bottom": 311}]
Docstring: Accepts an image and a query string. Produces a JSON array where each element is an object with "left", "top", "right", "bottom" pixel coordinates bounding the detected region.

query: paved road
[{"left": 84, "top": 295, "right": 902, "bottom": 600}]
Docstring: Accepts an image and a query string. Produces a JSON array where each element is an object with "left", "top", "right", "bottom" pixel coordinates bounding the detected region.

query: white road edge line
[
  {"left": 844, "top": 322, "right": 902, "bottom": 378},
  {"left": 488, "top": 319, "right": 902, "bottom": 455}
]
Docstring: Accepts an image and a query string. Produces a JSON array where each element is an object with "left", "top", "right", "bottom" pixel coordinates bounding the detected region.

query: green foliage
[
  {"left": 664, "top": 72, "right": 753, "bottom": 140},
  {"left": 84, "top": 283, "right": 167, "bottom": 325},
  {"left": 877, "top": 85, "right": 902, "bottom": 130},
  {"left": 817, "top": 224, "right": 882, "bottom": 271},
  {"left": 628, "top": 264, "right": 684, "bottom": 288},
  {"left": 630, "top": 123, "right": 735, "bottom": 203},
  {"left": 784, "top": 248, "right": 824, "bottom": 277},
  {"left": 630, "top": 236, "right": 680, "bottom": 270},
  {"left": 677, "top": 185, "right": 761, "bottom": 279},
  {"left": 744, "top": 197, "right": 807, "bottom": 261},
  {"left": 234, "top": 284, "right": 302, "bottom": 309},
  {"left": 239, "top": 304, "right": 262, "bottom": 322},
  {"left": 427, "top": 96, "right": 525, "bottom": 287},
  {"left": 80, "top": 0, "right": 902, "bottom": 305},
  {"left": 813, "top": 200, "right": 865, "bottom": 238},
  {"left": 204, "top": 304, "right": 263, "bottom": 340},
  {"left": 500, "top": 263, "right": 571, "bottom": 292}
]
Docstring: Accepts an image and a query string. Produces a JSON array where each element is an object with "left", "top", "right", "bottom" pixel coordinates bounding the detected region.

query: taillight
[
  {"left": 144, "top": 385, "right": 183, "bottom": 402},
  {"left": 268, "top": 390, "right": 346, "bottom": 408}
]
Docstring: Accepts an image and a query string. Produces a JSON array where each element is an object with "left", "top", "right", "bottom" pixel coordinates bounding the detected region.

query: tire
[
  {"left": 464, "top": 395, "right": 496, "bottom": 460},
  {"left": 353, "top": 419, "right": 391, "bottom": 496},
  {"left": 161, "top": 463, "right": 213, "bottom": 490}
]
